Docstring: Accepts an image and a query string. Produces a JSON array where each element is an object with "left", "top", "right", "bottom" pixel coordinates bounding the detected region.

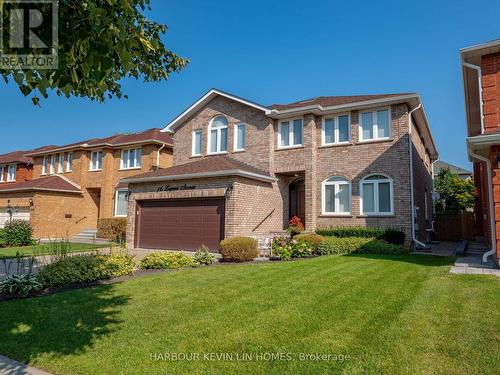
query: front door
[{"left": 289, "top": 178, "right": 305, "bottom": 225}]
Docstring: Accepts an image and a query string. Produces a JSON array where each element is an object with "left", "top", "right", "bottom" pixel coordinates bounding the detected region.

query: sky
[{"left": 1, "top": 0, "right": 499, "bottom": 170}]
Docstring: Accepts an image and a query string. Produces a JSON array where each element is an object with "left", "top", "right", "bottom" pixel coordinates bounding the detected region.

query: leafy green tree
[
  {"left": 0, "top": 0, "right": 188, "bottom": 104},
  {"left": 434, "top": 168, "right": 475, "bottom": 211}
]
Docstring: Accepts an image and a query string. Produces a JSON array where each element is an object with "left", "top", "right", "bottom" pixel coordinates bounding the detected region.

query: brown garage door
[{"left": 136, "top": 199, "right": 225, "bottom": 252}]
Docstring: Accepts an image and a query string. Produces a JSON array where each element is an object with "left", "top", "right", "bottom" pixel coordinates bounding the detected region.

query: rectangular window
[
  {"left": 121, "top": 148, "right": 142, "bottom": 169},
  {"left": 57, "top": 154, "right": 64, "bottom": 173},
  {"left": 0, "top": 166, "right": 4, "bottom": 182},
  {"left": 90, "top": 151, "right": 103, "bottom": 171},
  {"left": 360, "top": 109, "right": 391, "bottom": 141},
  {"left": 7, "top": 164, "right": 16, "bottom": 181},
  {"left": 378, "top": 182, "right": 391, "bottom": 212},
  {"left": 42, "top": 156, "right": 48, "bottom": 175},
  {"left": 49, "top": 155, "right": 56, "bottom": 174},
  {"left": 192, "top": 129, "right": 202, "bottom": 156},
  {"left": 234, "top": 123, "right": 246, "bottom": 151},
  {"left": 278, "top": 119, "right": 303, "bottom": 148},
  {"left": 323, "top": 115, "right": 350, "bottom": 145},
  {"left": 114, "top": 190, "right": 129, "bottom": 217},
  {"left": 66, "top": 152, "right": 73, "bottom": 172}
]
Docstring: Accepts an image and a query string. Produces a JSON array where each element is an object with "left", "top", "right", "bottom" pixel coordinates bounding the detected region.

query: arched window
[
  {"left": 208, "top": 115, "right": 228, "bottom": 154},
  {"left": 360, "top": 174, "right": 393, "bottom": 215},
  {"left": 322, "top": 176, "right": 351, "bottom": 215}
]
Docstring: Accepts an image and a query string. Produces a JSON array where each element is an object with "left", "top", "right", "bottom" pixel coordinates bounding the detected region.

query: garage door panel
[{"left": 137, "top": 199, "right": 224, "bottom": 252}]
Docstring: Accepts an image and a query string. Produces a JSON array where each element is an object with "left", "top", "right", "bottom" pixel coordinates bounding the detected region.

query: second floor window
[
  {"left": 66, "top": 152, "right": 73, "bottom": 172},
  {"left": 192, "top": 129, "right": 202, "bottom": 156},
  {"left": 49, "top": 155, "right": 56, "bottom": 174},
  {"left": 0, "top": 166, "right": 4, "bottom": 182},
  {"left": 121, "top": 148, "right": 142, "bottom": 169},
  {"left": 323, "top": 115, "right": 350, "bottom": 145},
  {"left": 90, "top": 151, "right": 103, "bottom": 171},
  {"left": 234, "top": 123, "right": 246, "bottom": 151},
  {"left": 360, "top": 109, "right": 391, "bottom": 141},
  {"left": 278, "top": 119, "right": 303, "bottom": 148},
  {"left": 7, "top": 164, "right": 16, "bottom": 181},
  {"left": 208, "top": 115, "right": 228, "bottom": 154},
  {"left": 42, "top": 156, "right": 48, "bottom": 175},
  {"left": 57, "top": 154, "right": 64, "bottom": 173}
]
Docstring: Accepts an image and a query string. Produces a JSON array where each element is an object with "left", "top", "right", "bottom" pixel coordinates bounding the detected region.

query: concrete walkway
[
  {"left": 0, "top": 355, "right": 52, "bottom": 375},
  {"left": 450, "top": 255, "right": 500, "bottom": 276}
]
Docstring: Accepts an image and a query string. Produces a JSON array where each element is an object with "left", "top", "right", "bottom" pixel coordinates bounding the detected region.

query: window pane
[
  {"left": 212, "top": 115, "right": 228, "bottom": 128},
  {"left": 136, "top": 148, "right": 142, "bottom": 167},
  {"left": 280, "top": 122, "right": 290, "bottom": 146},
  {"left": 337, "top": 183, "right": 350, "bottom": 213},
  {"left": 220, "top": 128, "right": 228, "bottom": 152},
  {"left": 377, "top": 110, "right": 390, "bottom": 138},
  {"left": 67, "top": 153, "right": 73, "bottom": 171},
  {"left": 115, "top": 191, "right": 128, "bottom": 216},
  {"left": 129, "top": 149, "right": 135, "bottom": 168},
  {"left": 363, "top": 183, "right": 375, "bottom": 213},
  {"left": 324, "top": 118, "right": 334, "bottom": 144},
  {"left": 97, "top": 152, "right": 103, "bottom": 169},
  {"left": 338, "top": 115, "right": 349, "bottom": 142},
  {"left": 210, "top": 129, "right": 218, "bottom": 152},
  {"left": 293, "top": 119, "right": 303, "bottom": 145},
  {"left": 325, "top": 185, "right": 335, "bottom": 213},
  {"left": 194, "top": 131, "right": 202, "bottom": 155},
  {"left": 237, "top": 124, "right": 245, "bottom": 149},
  {"left": 361, "top": 112, "right": 373, "bottom": 140},
  {"left": 378, "top": 182, "right": 391, "bottom": 212},
  {"left": 365, "top": 174, "right": 388, "bottom": 180}
]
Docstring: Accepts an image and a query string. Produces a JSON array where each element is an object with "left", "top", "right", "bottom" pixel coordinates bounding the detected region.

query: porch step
[{"left": 71, "top": 229, "right": 109, "bottom": 244}]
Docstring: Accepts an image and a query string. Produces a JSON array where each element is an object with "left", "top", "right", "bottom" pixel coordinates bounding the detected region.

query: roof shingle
[{"left": 0, "top": 176, "right": 81, "bottom": 193}]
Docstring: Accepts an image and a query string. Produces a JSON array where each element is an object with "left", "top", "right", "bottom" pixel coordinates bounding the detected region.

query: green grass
[
  {"left": 0, "top": 254, "right": 498, "bottom": 374},
  {"left": 0, "top": 242, "right": 108, "bottom": 259}
]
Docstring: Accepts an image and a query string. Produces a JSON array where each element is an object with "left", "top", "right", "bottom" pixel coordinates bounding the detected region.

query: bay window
[
  {"left": 360, "top": 108, "right": 391, "bottom": 141},
  {"left": 322, "top": 176, "right": 351, "bottom": 215},
  {"left": 360, "top": 174, "right": 393, "bottom": 215}
]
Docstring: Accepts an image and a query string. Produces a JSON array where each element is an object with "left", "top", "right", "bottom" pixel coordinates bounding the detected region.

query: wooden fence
[{"left": 435, "top": 211, "right": 475, "bottom": 241}]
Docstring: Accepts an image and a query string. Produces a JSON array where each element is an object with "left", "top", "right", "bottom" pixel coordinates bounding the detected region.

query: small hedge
[
  {"left": 316, "top": 226, "right": 405, "bottom": 245},
  {"left": 219, "top": 237, "right": 258, "bottom": 262},
  {"left": 3, "top": 220, "right": 34, "bottom": 247},
  {"left": 97, "top": 218, "right": 127, "bottom": 243},
  {"left": 37, "top": 254, "right": 134, "bottom": 287},
  {"left": 294, "top": 233, "right": 324, "bottom": 252},
  {"left": 139, "top": 252, "right": 193, "bottom": 269},
  {"left": 317, "top": 237, "right": 408, "bottom": 256}
]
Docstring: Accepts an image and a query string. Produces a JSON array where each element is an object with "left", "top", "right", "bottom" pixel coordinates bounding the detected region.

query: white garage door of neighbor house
[{"left": 0, "top": 207, "right": 31, "bottom": 228}]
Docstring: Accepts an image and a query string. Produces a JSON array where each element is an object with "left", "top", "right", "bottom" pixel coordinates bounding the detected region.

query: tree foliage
[
  {"left": 434, "top": 168, "right": 475, "bottom": 211},
  {"left": 0, "top": 0, "right": 188, "bottom": 103}
]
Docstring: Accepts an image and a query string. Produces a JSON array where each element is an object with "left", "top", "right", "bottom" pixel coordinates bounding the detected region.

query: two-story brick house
[
  {"left": 461, "top": 39, "right": 500, "bottom": 265},
  {"left": 124, "top": 89, "right": 438, "bottom": 252},
  {"left": 0, "top": 128, "right": 173, "bottom": 238}
]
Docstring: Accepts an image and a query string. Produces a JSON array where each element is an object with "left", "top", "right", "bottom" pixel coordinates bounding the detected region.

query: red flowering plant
[{"left": 287, "top": 216, "right": 304, "bottom": 236}]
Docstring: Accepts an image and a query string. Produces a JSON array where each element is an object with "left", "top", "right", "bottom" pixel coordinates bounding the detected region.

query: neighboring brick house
[
  {"left": 0, "top": 150, "right": 34, "bottom": 184},
  {"left": 124, "top": 89, "right": 438, "bottom": 252},
  {"left": 461, "top": 39, "right": 500, "bottom": 265},
  {"left": 0, "top": 128, "right": 173, "bottom": 238}
]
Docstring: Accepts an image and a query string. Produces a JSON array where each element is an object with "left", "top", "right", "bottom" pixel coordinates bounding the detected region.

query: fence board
[{"left": 435, "top": 211, "right": 475, "bottom": 241}]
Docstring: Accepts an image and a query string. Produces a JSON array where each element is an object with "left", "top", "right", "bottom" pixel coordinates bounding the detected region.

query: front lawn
[
  {"left": 0, "top": 255, "right": 498, "bottom": 374},
  {"left": 0, "top": 242, "right": 108, "bottom": 259}
]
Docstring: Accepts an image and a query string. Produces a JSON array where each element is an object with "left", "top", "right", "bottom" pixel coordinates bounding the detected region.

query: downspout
[
  {"left": 462, "top": 62, "right": 485, "bottom": 134},
  {"left": 468, "top": 147, "right": 496, "bottom": 263},
  {"left": 156, "top": 143, "right": 166, "bottom": 170},
  {"left": 408, "top": 104, "right": 427, "bottom": 249}
]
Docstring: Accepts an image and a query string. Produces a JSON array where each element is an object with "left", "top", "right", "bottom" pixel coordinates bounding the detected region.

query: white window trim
[
  {"left": 89, "top": 150, "right": 103, "bottom": 171},
  {"left": 41, "top": 156, "right": 48, "bottom": 175},
  {"left": 0, "top": 166, "right": 4, "bottom": 183},
  {"left": 233, "top": 123, "right": 246, "bottom": 152},
  {"left": 57, "top": 154, "right": 64, "bottom": 174},
  {"left": 66, "top": 152, "right": 73, "bottom": 172},
  {"left": 321, "top": 177, "right": 352, "bottom": 216},
  {"left": 358, "top": 107, "right": 392, "bottom": 142},
  {"left": 120, "top": 148, "right": 142, "bottom": 170},
  {"left": 322, "top": 113, "right": 351, "bottom": 145},
  {"left": 7, "top": 164, "right": 16, "bottom": 182},
  {"left": 207, "top": 115, "right": 229, "bottom": 155},
  {"left": 192, "top": 129, "right": 202, "bottom": 157},
  {"left": 360, "top": 174, "right": 394, "bottom": 216},
  {"left": 49, "top": 155, "right": 56, "bottom": 174},
  {"left": 114, "top": 189, "right": 129, "bottom": 217},
  {"left": 277, "top": 117, "right": 304, "bottom": 149}
]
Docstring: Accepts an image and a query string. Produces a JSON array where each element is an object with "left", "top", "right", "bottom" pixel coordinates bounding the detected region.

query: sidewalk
[{"left": 0, "top": 355, "right": 52, "bottom": 375}]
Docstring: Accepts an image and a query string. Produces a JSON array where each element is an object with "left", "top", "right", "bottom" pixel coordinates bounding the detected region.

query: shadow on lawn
[
  {"left": 0, "top": 284, "right": 130, "bottom": 365},
  {"left": 345, "top": 253, "right": 456, "bottom": 267}
]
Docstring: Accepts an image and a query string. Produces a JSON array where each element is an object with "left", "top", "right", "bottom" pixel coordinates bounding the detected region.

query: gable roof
[
  {"left": 433, "top": 160, "right": 472, "bottom": 177},
  {"left": 0, "top": 175, "right": 82, "bottom": 194},
  {"left": 121, "top": 156, "right": 274, "bottom": 184},
  {"left": 26, "top": 128, "right": 173, "bottom": 156}
]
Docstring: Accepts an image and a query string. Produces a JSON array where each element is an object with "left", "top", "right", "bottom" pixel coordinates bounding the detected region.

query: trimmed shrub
[
  {"left": 139, "top": 252, "right": 193, "bottom": 269},
  {"left": 316, "top": 226, "right": 405, "bottom": 245},
  {"left": 97, "top": 218, "right": 127, "bottom": 243},
  {"left": 4, "top": 220, "right": 34, "bottom": 247},
  {"left": 37, "top": 254, "right": 134, "bottom": 287},
  {"left": 192, "top": 246, "right": 215, "bottom": 266},
  {"left": 219, "top": 237, "right": 258, "bottom": 262},
  {"left": 294, "top": 233, "right": 324, "bottom": 253},
  {"left": 317, "top": 237, "right": 408, "bottom": 256}
]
